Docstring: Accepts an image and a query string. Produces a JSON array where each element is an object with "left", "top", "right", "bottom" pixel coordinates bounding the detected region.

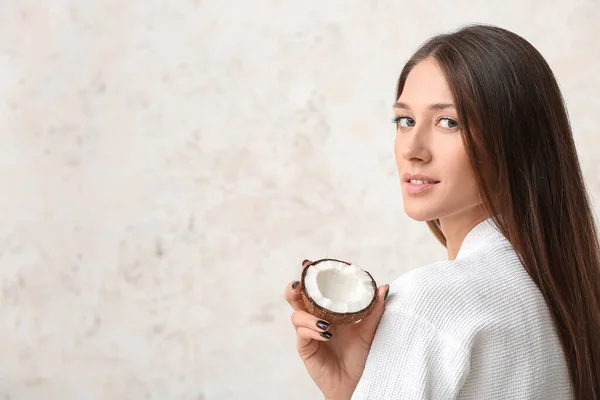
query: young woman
[{"left": 284, "top": 24, "right": 600, "bottom": 399}]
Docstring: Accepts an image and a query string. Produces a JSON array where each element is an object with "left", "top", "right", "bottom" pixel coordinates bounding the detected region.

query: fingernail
[
  {"left": 291, "top": 281, "right": 299, "bottom": 289},
  {"left": 302, "top": 259, "right": 311, "bottom": 266},
  {"left": 320, "top": 331, "right": 332, "bottom": 339},
  {"left": 316, "top": 320, "right": 329, "bottom": 330},
  {"left": 384, "top": 285, "right": 390, "bottom": 300}
]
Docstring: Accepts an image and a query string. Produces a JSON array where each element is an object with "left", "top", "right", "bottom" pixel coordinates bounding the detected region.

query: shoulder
[
  {"left": 384, "top": 238, "right": 524, "bottom": 345},
  {"left": 356, "top": 258, "right": 478, "bottom": 398},
  {"left": 388, "top": 235, "right": 520, "bottom": 308}
]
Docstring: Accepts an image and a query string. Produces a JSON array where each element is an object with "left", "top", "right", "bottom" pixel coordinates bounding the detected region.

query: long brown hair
[{"left": 395, "top": 24, "right": 600, "bottom": 399}]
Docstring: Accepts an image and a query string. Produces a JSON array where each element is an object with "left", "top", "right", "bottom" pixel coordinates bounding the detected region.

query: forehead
[{"left": 398, "top": 58, "right": 453, "bottom": 104}]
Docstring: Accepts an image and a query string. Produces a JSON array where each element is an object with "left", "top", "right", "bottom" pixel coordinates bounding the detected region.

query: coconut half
[{"left": 300, "top": 258, "right": 378, "bottom": 325}]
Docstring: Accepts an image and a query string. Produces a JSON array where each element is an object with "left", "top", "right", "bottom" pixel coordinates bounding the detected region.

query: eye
[
  {"left": 392, "top": 115, "right": 415, "bottom": 128},
  {"left": 437, "top": 117, "right": 459, "bottom": 129}
]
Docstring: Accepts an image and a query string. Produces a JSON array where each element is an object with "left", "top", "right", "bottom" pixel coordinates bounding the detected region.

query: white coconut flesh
[{"left": 303, "top": 260, "right": 376, "bottom": 313}]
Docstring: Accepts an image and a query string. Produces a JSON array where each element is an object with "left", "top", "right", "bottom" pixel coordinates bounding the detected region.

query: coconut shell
[{"left": 300, "top": 258, "right": 378, "bottom": 325}]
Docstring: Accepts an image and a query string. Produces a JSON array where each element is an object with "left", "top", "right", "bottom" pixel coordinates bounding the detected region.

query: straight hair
[{"left": 396, "top": 24, "right": 600, "bottom": 399}]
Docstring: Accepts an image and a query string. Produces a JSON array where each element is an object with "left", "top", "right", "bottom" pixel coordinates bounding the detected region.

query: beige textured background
[{"left": 0, "top": 1, "right": 598, "bottom": 399}]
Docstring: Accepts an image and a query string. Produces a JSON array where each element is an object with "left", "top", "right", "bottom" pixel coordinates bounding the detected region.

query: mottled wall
[{"left": 0, "top": 1, "right": 598, "bottom": 399}]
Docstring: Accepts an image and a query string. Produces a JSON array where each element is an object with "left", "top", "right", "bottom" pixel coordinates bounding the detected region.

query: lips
[{"left": 402, "top": 173, "right": 440, "bottom": 184}]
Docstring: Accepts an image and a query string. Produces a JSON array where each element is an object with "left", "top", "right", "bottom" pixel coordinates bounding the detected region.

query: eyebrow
[{"left": 393, "top": 102, "right": 455, "bottom": 111}]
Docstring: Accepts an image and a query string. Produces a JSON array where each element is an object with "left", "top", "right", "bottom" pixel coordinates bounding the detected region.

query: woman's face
[{"left": 394, "top": 58, "right": 482, "bottom": 223}]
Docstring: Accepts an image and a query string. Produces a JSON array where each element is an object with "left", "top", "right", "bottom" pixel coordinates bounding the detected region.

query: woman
[{"left": 284, "top": 24, "right": 600, "bottom": 399}]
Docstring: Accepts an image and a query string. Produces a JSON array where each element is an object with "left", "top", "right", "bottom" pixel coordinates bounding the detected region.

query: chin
[{"left": 403, "top": 204, "right": 438, "bottom": 222}]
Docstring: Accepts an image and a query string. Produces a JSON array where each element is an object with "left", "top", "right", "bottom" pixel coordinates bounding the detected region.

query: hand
[{"left": 284, "top": 259, "right": 389, "bottom": 400}]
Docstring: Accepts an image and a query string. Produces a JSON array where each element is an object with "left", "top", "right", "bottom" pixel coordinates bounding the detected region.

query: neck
[{"left": 439, "top": 205, "right": 490, "bottom": 260}]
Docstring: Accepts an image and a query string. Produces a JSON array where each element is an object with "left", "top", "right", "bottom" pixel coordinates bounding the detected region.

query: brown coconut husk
[{"left": 300, "top": 258, "right": 378, "bottom": 325}]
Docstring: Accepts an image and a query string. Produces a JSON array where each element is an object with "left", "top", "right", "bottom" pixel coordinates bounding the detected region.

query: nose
[{"left": 397, "top": 125, "right": 432, "bottom": 163}]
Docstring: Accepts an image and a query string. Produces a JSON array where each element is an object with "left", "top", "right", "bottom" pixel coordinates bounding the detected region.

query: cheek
[
  {"left": 435, "top": 137, "right": 476, "bottom": 188},
  {"left": 440, "top": 135, "right": 470, "bottom": 174},
  {"left": 393, "top": 134, "right": 402, "bottom": 170},
  {"left": 444, "top": 145, "right": 480, "bottom": 199},
  {"left": 450, "top": 149, "right": 472, "bottom": 180}
]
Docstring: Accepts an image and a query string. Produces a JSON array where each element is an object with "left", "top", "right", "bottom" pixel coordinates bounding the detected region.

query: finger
[
  {"left": 291, "top": 310, "right": 331, "bottom": 333},
  {"left": 296, "top": 327, "right": 331, "bottom": 361},
  {"left": 296, "top": 327, "right": 331, "bottom": 353},
  {"left": 358, "top": 284, "right": 389, "bottom": 331},
  {"left": 283, "top": 259, "right": 313, "bottom": 311},
  {"left": 284, "top": 280, "right": 306, "bottom": 311},
  {"left": 301, "top": 259, "right": 313, "bottom": 271}
]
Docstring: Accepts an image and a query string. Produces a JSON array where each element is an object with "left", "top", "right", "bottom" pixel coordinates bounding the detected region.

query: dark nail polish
[
  {"left": 320, "top": 331, "right": 332, "bottom": 339},
  {"left": 384, "top": 285, "right": 390, "bottom": 300},
  {"left": 292, "top": 281, "right": 299, "bottom": 289},
  {"left": 316, "top": 320, "right": 329, "bottom": 330}
]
